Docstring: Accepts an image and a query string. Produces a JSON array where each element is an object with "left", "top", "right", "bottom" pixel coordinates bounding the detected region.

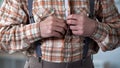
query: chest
[
  {"left": 32, "top": 0, "right": 100, "bottom": 21},
  {"left": 33, "top": 0, "right": 89, "bottom": 11}
]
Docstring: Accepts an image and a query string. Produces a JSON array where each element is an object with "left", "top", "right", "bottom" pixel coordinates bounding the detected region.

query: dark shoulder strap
[
  {"left": 89, "top": 0, "right": 95, "bottom": 19},
  {"left": 82, "top": 0, "right": 95, "bottom": 61},
  {"left": 28, "top": 0, "right": 42, "bottom": 60},
  {"left": 28, "top": 0, "right": 35, "bottom": 23}
]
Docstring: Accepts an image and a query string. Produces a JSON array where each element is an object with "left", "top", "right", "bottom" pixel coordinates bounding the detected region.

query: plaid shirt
[{"left": 0, "top": 0, "right": 120, "bottom": 62}]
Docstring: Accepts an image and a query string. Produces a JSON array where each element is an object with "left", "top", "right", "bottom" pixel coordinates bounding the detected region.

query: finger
[
  {"left": 70, "top": 25, "right": 78, "bottom": 31},
  {"left": 56, "top": 18, "right": 65, "bottom": 23},
  {"left": 55, "top": 20, "right": 67, "bottom": 31},
  {"left": 67, "top": 14, "right": 78, "bottom": 20},
  {"left": 67, "top": 19, "right": 77, "bottom": 25},
  {"left": 72, "top": 31, "right": 80, "bottom": 36},
  {"left": 48, "top": 16, "right": 67, "bottom": 31},
  {"left": 54, "top": 26, "right": 66, "bottom": 35},
  {"left": 57, "top": 24, "right": 67, "bottom": 31},
  {"left": 52, "top": 31, "right": 63, "bottom": 38}
]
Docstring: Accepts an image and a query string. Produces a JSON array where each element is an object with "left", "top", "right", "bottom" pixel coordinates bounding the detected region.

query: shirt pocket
[{"left": 33, "top": 7, "right": 56, "bottom": 23}]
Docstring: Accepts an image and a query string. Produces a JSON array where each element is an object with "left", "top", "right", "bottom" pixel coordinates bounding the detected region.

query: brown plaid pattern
[{"left": 0, "top": 0, "right": 120, "bottom": 62}]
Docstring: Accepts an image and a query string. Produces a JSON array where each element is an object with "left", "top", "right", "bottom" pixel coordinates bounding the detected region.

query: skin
[
  {"left": 40, "top": 16, "right": 67, "bottom": 38},
  {"left": 40, "top": 13, "right": 97, "bottom": 38},
  {"left": 66, "top": 13, "right": 97, "bottom": 37}
]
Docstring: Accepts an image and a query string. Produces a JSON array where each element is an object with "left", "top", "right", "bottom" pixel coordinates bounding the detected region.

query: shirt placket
[
  {"left": 65, "top": 0, "right": 70, "bottom": 18},
  {"left": 64, "top": 0, "right": 72, "bottom": 62}
]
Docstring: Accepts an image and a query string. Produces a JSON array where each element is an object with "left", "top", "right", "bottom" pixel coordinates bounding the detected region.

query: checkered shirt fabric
[{"left": 0, "top": 0, "right": 119, "bottom": 62}]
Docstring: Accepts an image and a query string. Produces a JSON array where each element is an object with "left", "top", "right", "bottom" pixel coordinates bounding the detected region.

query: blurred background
[{"left": 0, "top": 0, "right": 120, "bottom": 68}]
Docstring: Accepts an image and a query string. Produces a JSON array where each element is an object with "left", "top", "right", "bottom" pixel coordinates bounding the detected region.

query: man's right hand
[{"left": 40, "top": 16, "right": 67, "bottom": 38}]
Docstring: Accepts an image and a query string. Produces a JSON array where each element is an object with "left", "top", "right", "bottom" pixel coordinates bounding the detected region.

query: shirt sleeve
[
  {"left": 91, "top": 0, "right": 120, "bottom": 51},
  {"left": 0, "top": 0, "right": 41, "bottom": 54}
]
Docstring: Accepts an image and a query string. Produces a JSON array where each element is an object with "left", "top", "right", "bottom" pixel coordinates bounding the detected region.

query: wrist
[{"left": 89, "top": 21, "right": 98, "bottom": 37}]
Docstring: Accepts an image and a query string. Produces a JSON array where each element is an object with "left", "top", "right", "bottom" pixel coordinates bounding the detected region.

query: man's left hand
[{"left": 66, "top": 13, "right": 97, "bottom": 37}]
